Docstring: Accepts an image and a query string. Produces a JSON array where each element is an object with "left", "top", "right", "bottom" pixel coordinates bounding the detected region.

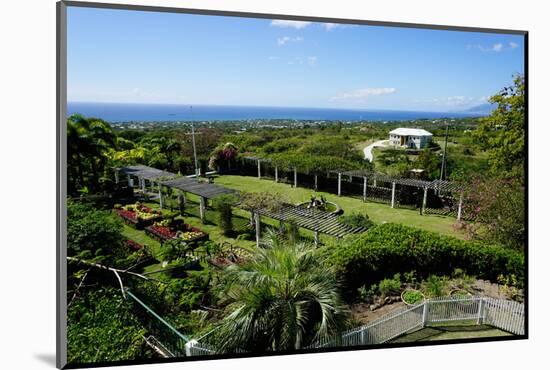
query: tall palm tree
[
  {"left": 212, "top": 230, "right": 348, "bottom": 353},
  {"left": 67, "top": 114, "right": 117, "bottom": 193}
]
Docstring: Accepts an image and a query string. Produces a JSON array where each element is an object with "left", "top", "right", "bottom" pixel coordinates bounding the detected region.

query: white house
[{"left": 389, "top": 128, "right": 433, "bottom": 149}]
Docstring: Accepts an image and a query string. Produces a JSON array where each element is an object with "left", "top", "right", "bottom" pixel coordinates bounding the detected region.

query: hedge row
[{"left": 327, "top": 223, "right": 524, "bottom": 294}]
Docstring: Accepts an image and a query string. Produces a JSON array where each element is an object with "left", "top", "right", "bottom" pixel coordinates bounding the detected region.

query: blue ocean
[{"left": 67, "top": 102, "right": 479, "bottom": 123}]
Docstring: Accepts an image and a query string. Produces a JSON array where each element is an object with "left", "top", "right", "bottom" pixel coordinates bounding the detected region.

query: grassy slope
[{"left": 215, "top": 175, "right": 463, "bottom": 238}]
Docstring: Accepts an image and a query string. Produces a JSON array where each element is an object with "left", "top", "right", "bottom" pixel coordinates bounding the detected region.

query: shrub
[
  {"left": 327, "top": 223, "right": 524, "bottom": 296},
  {"left": 422, "top": 275, "right": 447, "bottom": 297},
  {"left": 338, "top": 213, "right": 375, "bottom": 229},
  {"left": 378, "top": 273, "right": 401, "bottom": 297},
  {"left": 214, "top": 195, "right": 237, "bottom": 236}
]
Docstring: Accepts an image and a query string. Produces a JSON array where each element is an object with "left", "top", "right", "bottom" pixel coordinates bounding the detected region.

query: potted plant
[{"left": 401, "top": 289, "right": 425, "bottom": 305}]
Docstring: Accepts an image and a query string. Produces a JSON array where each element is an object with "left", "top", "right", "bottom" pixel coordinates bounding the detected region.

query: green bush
[
  {"left": 423, "top": 275, "right": 447, "bottom": 297},
  {"left": 214, "top": 195, "right": 237, "bottom": 236},
  {"left": 338, "top": 213, "right": 375, "bottom": 229},
  {"left": 402, "top": 290, "right": 424, "bottom": 304},
  {"left": 327, "top": 223, "right": 524, "bottom": 295},
  {"left": 378, "top": 273, "right": 401, "bottom": 297}
]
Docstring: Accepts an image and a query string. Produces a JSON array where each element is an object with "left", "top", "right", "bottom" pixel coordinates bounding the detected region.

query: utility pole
[
  {"left": 190, "top": 106, "right": 199, "bottom": 177},
  {"left": 440, "top": 123, "right": 449, "bottom": 181}
]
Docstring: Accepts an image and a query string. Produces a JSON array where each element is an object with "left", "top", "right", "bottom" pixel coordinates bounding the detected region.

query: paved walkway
[{"left": 363, "top": 140, "right": 389, "bottom": 162}]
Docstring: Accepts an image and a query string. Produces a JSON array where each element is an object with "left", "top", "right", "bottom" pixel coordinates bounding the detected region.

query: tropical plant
[
  {"left": 212, "top": 230, "right": 348, "bottom": 352},
  {"left": 67, "top": 114, "right": 117, "bottom": 194},
  {"left": 209, "top": 142, "right": 239, "bottom": 170},
  {"left": 422, "top": 275, "right": 447, "bottom": 298}
]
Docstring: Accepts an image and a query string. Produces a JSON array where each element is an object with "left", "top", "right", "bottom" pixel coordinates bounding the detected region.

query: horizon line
[{"left": 67, "top": 100, "right": 486, "bottom": 115}]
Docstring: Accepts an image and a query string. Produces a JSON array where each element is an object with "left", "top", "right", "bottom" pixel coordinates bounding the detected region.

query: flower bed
[
  {"left": 145, "top": 219, "right": 208, "bottom": 244},
  {"left": 115, "top": 203, "right": 162, "bottom": 229},
  {"left": 126, "top": 239, "right": 144, "bottom": 251}
]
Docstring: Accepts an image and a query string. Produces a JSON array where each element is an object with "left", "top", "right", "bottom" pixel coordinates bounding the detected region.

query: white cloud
[
  {"left": 307, "top": 56, "right": 318, "bottom": 66},
  {"left": 270, "top": 20, "right": 311, "bottom": 29},
  {"left": 322, "top": 23, "right": 340, "bottom": 31},
  {"left": 413, "top": 95, "right": 485, "bottom": 107},
  {"left": 468, "top": 41, "right": 519, "bottom": 53},
  {"left": 268, "top": 56, "right": 280, "bottom": 60},
  {"left": 276, "top": 36, "right": 303, "bottom": 46},
  {"left": 330, "top": 87, "right": 397, "bottom": 102},
  {"left": 492, "top": 43, "right": 503, "bottom": 52}
]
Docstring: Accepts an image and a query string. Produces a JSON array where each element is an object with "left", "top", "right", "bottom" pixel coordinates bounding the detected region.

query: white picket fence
[{"left": 184, "top": 296, "right": 525, "bottom": 356}]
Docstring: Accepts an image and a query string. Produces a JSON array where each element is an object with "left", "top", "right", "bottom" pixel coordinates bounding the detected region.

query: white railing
[{"left": 185, "top": 296, "right": 524, "bottom": 356}]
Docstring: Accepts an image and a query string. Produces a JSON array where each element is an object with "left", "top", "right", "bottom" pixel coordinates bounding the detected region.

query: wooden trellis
[{"left": 246, "top": 203, "right": 367, "bottom": 247}]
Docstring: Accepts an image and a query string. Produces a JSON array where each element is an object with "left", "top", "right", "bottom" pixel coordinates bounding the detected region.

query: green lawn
[
  {"left": 214, "top": 175, "right": 464, "bottom": 238},
  {"left": 390, "top": 322, "right": 511, "bottom": 343}
]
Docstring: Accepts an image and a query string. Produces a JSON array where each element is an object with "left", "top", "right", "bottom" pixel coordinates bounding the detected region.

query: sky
[{"left": 67, "top": 6, "right": 525, "bottom": 112}]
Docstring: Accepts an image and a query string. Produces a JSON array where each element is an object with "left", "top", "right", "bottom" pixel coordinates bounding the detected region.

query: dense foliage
[
  {"left": 460, "top": 176, "right": 525, "bottom": 249},
  {"left": 67, "top": 201, "right": 126, "bottom": 264},
  {"left": 67, "top": 114, "right": 117, "bottom": 194},
  {"left": 67, "top": 288, "right": 148, "bottom": 363},
  {"left": 474, "top": 74, "right": 525, "bottom": 178},
  {"left": 327, "top": 223, "right": 524, "bottom": 296}
]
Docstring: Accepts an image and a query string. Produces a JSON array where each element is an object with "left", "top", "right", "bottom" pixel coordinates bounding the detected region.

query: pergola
[
  {"left": 329, "top": 169, "right": 464, "bottom": 219},
  {"left": 247, "top": 203, "right": 367, "bottom": 247},
  {"left": 117, "top": 165, "right": 236, "bottom": 223},
  {"left": 116, "top": 165, "right": 176, "bottom": 196},
  {"left": 161, "top": 177, "right": 236, "bottom": 223}
]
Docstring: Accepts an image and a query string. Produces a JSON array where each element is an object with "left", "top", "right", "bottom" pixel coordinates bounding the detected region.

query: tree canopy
[{"left": 474, "top": 74, "right": 525, "bottom": 179}]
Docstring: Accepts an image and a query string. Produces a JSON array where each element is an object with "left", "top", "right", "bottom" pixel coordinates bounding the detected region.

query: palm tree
[
  {"left": 67, "top": 114, "right": 117, "bottom": 193},
  {"left": 212, "top": 230, "right": 348, "bottom": 353}
]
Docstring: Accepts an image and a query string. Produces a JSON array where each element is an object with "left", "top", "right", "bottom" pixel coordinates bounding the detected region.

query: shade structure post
[
  {"left": 114, "top": 169, "right": 119, "bottom": 184},
  {"left": 257, "top": 159, "right": 261, "bottom": 179},
  {"left": 363, "top": 176, "right": 367, "bottom": 202},
  {"left": 457, "top": 191, "right": 464, "bottom": 221},
  {"left": 158, "top": 183, "right": 163, "bottom": 209},
  {"left": 127, "top": 174, "right": 131, "bottom": 187},
  {"left": 391, "top": 182, "right": 396, "bottom": 208},
  {"left": 422, "top": 187, "right": 428, "bottom": 215},
  {"left": 337, "top": 172, "right": 342, "bottom": 196},
  {"left": 254, "top": 211, "right": 261, "bottom": 248},
  {"left": 199, "top": 196, "right": 206, "bottom": 224},
  {"left": 274, "top": 166, "right": 278, "bottom": 182},
  {"left": 293, "top": 167, "right": 297, "bottom": 188},
  {"left": 314, "top": 173, "right": 318, "bottom": 191},
  {"left": 140, "top": 177, "right": 145, "bottom": 192},
  {"left": 373, "top": 176, "right": 377, "bottom": 187}
]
